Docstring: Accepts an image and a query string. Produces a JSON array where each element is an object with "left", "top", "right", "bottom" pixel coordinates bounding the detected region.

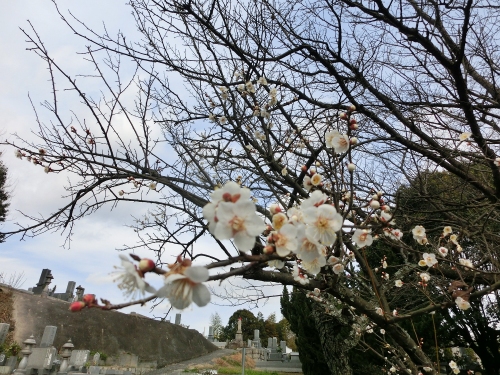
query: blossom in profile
[
  {"left": 156, "top": 258, "right": 210, "bottom": 310},
  {"left": 352, "top": 228, "right": 373, "bottom": 248},
  {"left": 257, "top": 76, "right": 268, "bottom": 86},
  {"left": 455, "top": 297, "right": 470, "bottom": 310},
  {"left": 442, "top": 226, "right": 452, "bottom": 236},
  {"left": 292, "top": 265, "right": 309, "bottom": 285},
  {"left": 459, "top": 258, "right": 474, "bottom": 269},
  {"left": 113, "top": 254, "right": 155, "bottom": 299}
]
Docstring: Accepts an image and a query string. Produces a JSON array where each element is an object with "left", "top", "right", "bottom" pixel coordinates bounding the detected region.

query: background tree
[
  {"left": 209, "top": 312, "right": 224, "bottom": 341},
  {"left": 4, "top": 0, "right": 500, "bottom": 373},
  {"left": 220, "top": 309, "right": 260, "bottom": 343}
]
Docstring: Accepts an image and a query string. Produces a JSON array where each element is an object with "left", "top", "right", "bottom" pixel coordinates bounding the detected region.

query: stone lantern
[
  {"left": 14, "top": 335, "right": 36, "bottom": 375},
  {"left": 58, "top": 339, "right": 74, "bottom": 373}
]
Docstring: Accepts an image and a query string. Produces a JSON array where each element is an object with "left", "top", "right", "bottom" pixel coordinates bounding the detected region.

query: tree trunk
[{"left": 311, "top": 303, "right": 359, "bottom": 375}]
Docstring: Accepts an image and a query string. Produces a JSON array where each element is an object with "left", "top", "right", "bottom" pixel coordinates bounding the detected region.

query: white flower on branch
[
  {"left": 455, "top": 296, "right": 471, "bottom": 311},
  {"left": 113, "top": 254, "right": 155, "bottom": 299},
  {"left": 156, "top": 259, "right": 210, "bottom": 310},
  {"left": 419, "top": 253, "right": 438, "bottom": 267},
  {"left": 352, "top": 228, "right": 373, "bottom": 248},
  {"left": 303, "top": 204, "right": 342, "bottom": 246},
  {"left": 325, "top": 130, "right": 350, "bottom": 153},
  {"left": 459, "top": 132, "right": 471, "bottom": 141}
]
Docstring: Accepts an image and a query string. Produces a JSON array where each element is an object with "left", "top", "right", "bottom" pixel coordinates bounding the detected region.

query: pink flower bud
[
  {"left": 69, "top": 301, "right": 86, "bottom": 312},
  {"left": 350, "top": 137, "right": 358, "bottom": 145},
  {"left": 264, "top": 245, "right": 275, "bottom": 254},
  {"left": 348, "top": 104, "right": 356, "bottom": 112},
  {"left": 83, "top": 294, "right": 96, "bottom": 305},
  {"left": 339, "top": 112, "right": 348, "bottom": 120},
  {"left": 139, "top": 258, "right": 156, "bottom": 272}
]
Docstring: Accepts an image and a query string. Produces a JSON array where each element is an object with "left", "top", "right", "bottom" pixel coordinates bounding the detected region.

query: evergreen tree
[
  {"left": 0, "top": 158, "right": 8, "bottom": 243},
  {"left": 281, "top": 286, "right": 330, "bottom": 375}
]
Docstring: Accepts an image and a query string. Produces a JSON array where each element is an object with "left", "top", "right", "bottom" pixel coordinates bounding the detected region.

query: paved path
[{"left": 144, "top": 349, "right": 237, "bottom": 375}]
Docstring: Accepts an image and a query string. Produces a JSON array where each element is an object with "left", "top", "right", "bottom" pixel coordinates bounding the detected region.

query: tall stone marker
[
  {"left": 0, "top": 324, "right": 9, "bottom": 345},
  {"left": 40, "top": 326, "right": 57, "bottom": 348},
  {"left": 26, "top": 347, "right": 57, "bottom": 372},
  {"left": 175, "top": 314, "right": 181, "bottom": 325}
]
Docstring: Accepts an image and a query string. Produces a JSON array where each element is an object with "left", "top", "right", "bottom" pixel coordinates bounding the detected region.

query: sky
[{"left": 0, "top": 0, "right": 284, "bottom": 337}]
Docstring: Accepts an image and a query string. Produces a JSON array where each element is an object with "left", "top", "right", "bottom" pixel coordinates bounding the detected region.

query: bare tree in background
[{"left": 4, "top": 0, "right": 500, "bottom": 373}]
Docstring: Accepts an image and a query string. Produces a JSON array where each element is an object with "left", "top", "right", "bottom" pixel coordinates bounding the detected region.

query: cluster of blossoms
[
  {"left": 15, "top": 148, "right": 55, "bottom": 174},
  {"left": 69, "top": 293, "right": 101, "bottom": 312},
  {"left": 202, "top": 181, "right": 267, "bottom": 251}
]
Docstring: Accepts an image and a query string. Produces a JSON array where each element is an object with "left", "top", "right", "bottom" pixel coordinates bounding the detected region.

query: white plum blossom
[
  {"left": 459, "top": 132, "right": 472, "bottom": 141},
  {"left": 450, "top": 234, "right": 459, "bottom": 245},
  {"left": 149, "top": 182, "right": 157, "bottom": 190},
  {"left": 325, "top": 130, "right": 350, "bottom": 153},
  {"left": 459, "top": 258, "right": 474, "bottom": 269},
  {"left": 310, "top": 173, "right": 322, "bottom": 186},
  {"left": 281, "top": 167, "right": 288, "bottom": 176},
  {"left": 412, "top": 225, "right": 427, "bottom": 244},
  {"left": 395, "top": 280, "right": 403, "bottom": 287},
  {"left": 272, "top": 223, "right": 298, "bottom": 257},
  {"left": 303, "top": 175, "right": 313, "bottom": 191},
  {"left": 455, "top": 296, "right": 471, "bottom": 310},
  {"left": 292, "top": 265, "right": 309, "bottom": 285},
  {"left": 419, "top": 253, "right": 438, "bottom": 267},
  {"left": 156, "top": 263, "right": 211, "bottom": 310},
  {"left": 303, "top": 204, "right": 342, "bottom": 246},
  {"left": 204, "top": 182, "right": 266, "bottom": 251},
  {"left": 495, "top": 157, "right": 500, "bottom": 167},
  {"left": 332, "top": 263, "right": 344, "bottom": 275},
  {"left": 214, "top": 200, "right": 266, "bottom": 251},
  {"left": 302, "top": 254, "right": 327, "bottom": 274},
  {"left": 257, "top": 76, "right": 268, "bottom": 86},
  {"left": 352, "top": 229, "right": 373, "bottom": 248},
  {"left": 272, "top": 212, "right": 288, "bottom": 230},
  {"left": 443, "top": 226, "right": 452, "bottom": 236},
  {"left": 301, "top": 190, "right": 328, "bottom": 210},
  {"left": 419, "top": 272, "right": 431, "bottom": 282},
  {"left": 219, "top": 116, "right": 227, "bottom": 124},
  {"left": 113, "top": 254, "right": 155, "bottom": 299},
  {"left": 375, "top": 307, "right": 384, "bottom": 316},
  {"left": 438, "top": 247, "right": 448, "bottom": 257}
]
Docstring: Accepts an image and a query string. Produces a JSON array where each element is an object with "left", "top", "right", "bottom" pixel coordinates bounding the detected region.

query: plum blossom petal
[{"left": 352, "top": 229, "right": 373, "bottom": 247}]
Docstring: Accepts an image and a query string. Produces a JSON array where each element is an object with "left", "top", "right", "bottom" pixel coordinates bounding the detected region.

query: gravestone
[
  {"left": 32, "top": 270, "right": 53, "bottom": 295},
  {"left": 247, "top": 339, "right": 252, "bottom": 347},
  {"left": 93, "top": 353, "right": 100, "bottom": 365},
  {"left": 0, "top": 324, "right": 9, "bottom": 345},
  {"left": 175, "top": 314, "right": 181, "bottom": 325},
  {"left": 5, "top": 357, "right": 17, "bottom": 371},
  {"left": 69, "top": 350, "right": 90, "bottom": 371},
  {"left": 267, "top": 338, "right": 272, "bottom": 348},
  {"left": 26, "top": 347, "right": 57, "bottom": 374},
  {"left": 0, "top": 354, "right": 5, "bottom": 366},
  {"left": 207, "top": 326, "right": 214, "bottom": 342},
  {"left": 272, "top": 337, "right": 278, "bottom": 348},
  {"left": 88, "top": 366, "right": 101, "bottom": 375},
  {"left": 118, "top": 353, "right": 138, "bottom": 368},
  {"left": 40, "top": 326, "right": 57, "bottom": 348},
  {"left": 280, "top": 340, "right": 287, "bottom": 354}
]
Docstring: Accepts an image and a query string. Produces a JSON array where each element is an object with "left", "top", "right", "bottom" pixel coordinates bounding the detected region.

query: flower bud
[
  {"left": 370, "top": 200, "right": 380, "bottom": 209},
  {"left": 350, "top": 137, "right": 358, "bottom": 145},
  {"left": 83, "top": 294, "right": 96, "bottom": 305},
  {"left": 269, "top": 204, "right": 281, "bottom": 215},
  {"left": 69, "top": 301, "right": 86, "bottom": 312},
  {"left": 301, "top": 165, "right": 308, "bottom": 172},
  {"left": 264, "top": 245, "right": 275, "bottom": 254},
  {"left": 339, "top": 112, "right": 348, "bottom": 120},
  {"left": 349, "top": 123, "right": 359, "bottom": 130},
  {"left": 347, "top": 163, "right": 356, "bottom": 172},
  {"left": 372, "top": 194, "right": 379, "bottom": 200},
  {"left": 139, "top": 258, "right": 156, "bottom": 272},
  {"left": 348, "top": 104, "right": 356, "bottom": 112}
]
